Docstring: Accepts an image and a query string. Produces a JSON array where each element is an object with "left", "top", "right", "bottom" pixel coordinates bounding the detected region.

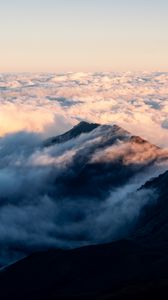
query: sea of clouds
[{"left": 0, "top": 71, "right": 168, "bottom": 147}]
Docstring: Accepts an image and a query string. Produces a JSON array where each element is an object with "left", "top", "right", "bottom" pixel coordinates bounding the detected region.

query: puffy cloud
[
  {"left": 0, "top": 103, "right": 73, "bottom": 138},
  {"left": 0, "top": 72, "right": 168, "bottom": 146}
]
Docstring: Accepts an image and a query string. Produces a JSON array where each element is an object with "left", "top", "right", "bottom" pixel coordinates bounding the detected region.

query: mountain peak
[
  {"left": 74, "top": 120, "right": 100, "bottom": 130},
  {"left": 44, "top": 121, "right": 157, "bottom": 150},
  {"left": 44, "top": 121, "right": 100, "bottom": 146}
]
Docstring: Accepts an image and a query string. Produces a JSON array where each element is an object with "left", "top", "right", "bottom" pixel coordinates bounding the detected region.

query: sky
[{"left": 0, "top": 0, "right": 168, "bottom": 72}]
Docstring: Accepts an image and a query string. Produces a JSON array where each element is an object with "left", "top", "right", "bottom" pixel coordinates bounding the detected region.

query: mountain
[
  {"left": 44, "top": 121, "right": 100, "bottom": 146},
  {"left": 43, "top": 121, "right": 167, "bottom": 202},
  {"left": 0, "top": 122, "right": 168, "bottom": 299},
  {"left": 1, "top": 170, "right": 168, "bottom": 299},
  {"left": 0, "top": 240, "right": 160, "bottom": 299},
  {"left": 44, "top": 120, "right": 150, "bottom": 147},
  {"left": 133, "top": 170, "right": 168, "bottom": 247}
]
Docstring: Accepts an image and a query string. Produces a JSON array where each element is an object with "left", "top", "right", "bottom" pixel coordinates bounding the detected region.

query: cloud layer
[{"left": 0, "top": 72, "right": 168, "bottom": 146}]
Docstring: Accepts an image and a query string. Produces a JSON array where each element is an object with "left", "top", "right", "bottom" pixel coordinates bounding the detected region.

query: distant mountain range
[{"left": 0, "top": 122, "right": 168, "bottom": 299}]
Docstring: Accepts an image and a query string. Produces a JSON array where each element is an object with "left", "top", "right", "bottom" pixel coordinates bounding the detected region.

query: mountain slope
[
  {"left": 1, "top": 170, "right": 168, "bottom": 299},
  {"left": 0, "top": 122, "right": 168, "bottom": 299},
  {"left": 0, "top": 122, "right": 167, "bottom": 265},
  {"left": 0, "top": 236, "right": 168, "bottom": 299},
  {"left": 133, "top": 170, "right": 168, "bottom": 247},
  {"left": 0, "top": 239, "right": 166, "bottom": 300}
]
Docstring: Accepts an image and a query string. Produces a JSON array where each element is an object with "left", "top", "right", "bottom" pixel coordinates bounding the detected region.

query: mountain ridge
[
  {"left": 44, "top": 121, "right": 100, "bottom": 146},
  {"left": 0, "top": 122, "right": 168, "bottom": 299}
]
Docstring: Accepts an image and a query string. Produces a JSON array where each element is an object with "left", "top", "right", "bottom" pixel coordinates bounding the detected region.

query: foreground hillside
[{"left": 0, "top": 171, "right": 168, "bottom": 299}]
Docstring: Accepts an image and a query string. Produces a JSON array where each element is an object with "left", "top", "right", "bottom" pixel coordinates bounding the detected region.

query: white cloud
[{"left": 0, "top": 71, "right": 168, "bottom": 146}]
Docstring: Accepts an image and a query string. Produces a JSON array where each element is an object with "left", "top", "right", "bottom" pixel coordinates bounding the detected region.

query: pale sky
[{"left": 0, "top": 0, "right": 168, "bottom": 72}]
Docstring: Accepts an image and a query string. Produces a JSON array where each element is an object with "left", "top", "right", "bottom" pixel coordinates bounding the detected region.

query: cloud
[
  {"left": 0, "top": 72, "right": 168, "bottom": 146},
  {"left": 0, "top": 103, "right": 73, "bottom": 138},
  {"left": 91, "top": 139, "right": 168, "bottom": 166},
  {"left": 0, "top": 125, "right": 167, "bottom": 266}
]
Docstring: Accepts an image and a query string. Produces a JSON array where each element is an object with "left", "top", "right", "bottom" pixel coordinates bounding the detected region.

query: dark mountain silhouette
[{"left": 0, "top": 239, "right": 164, "bottom": 300}]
